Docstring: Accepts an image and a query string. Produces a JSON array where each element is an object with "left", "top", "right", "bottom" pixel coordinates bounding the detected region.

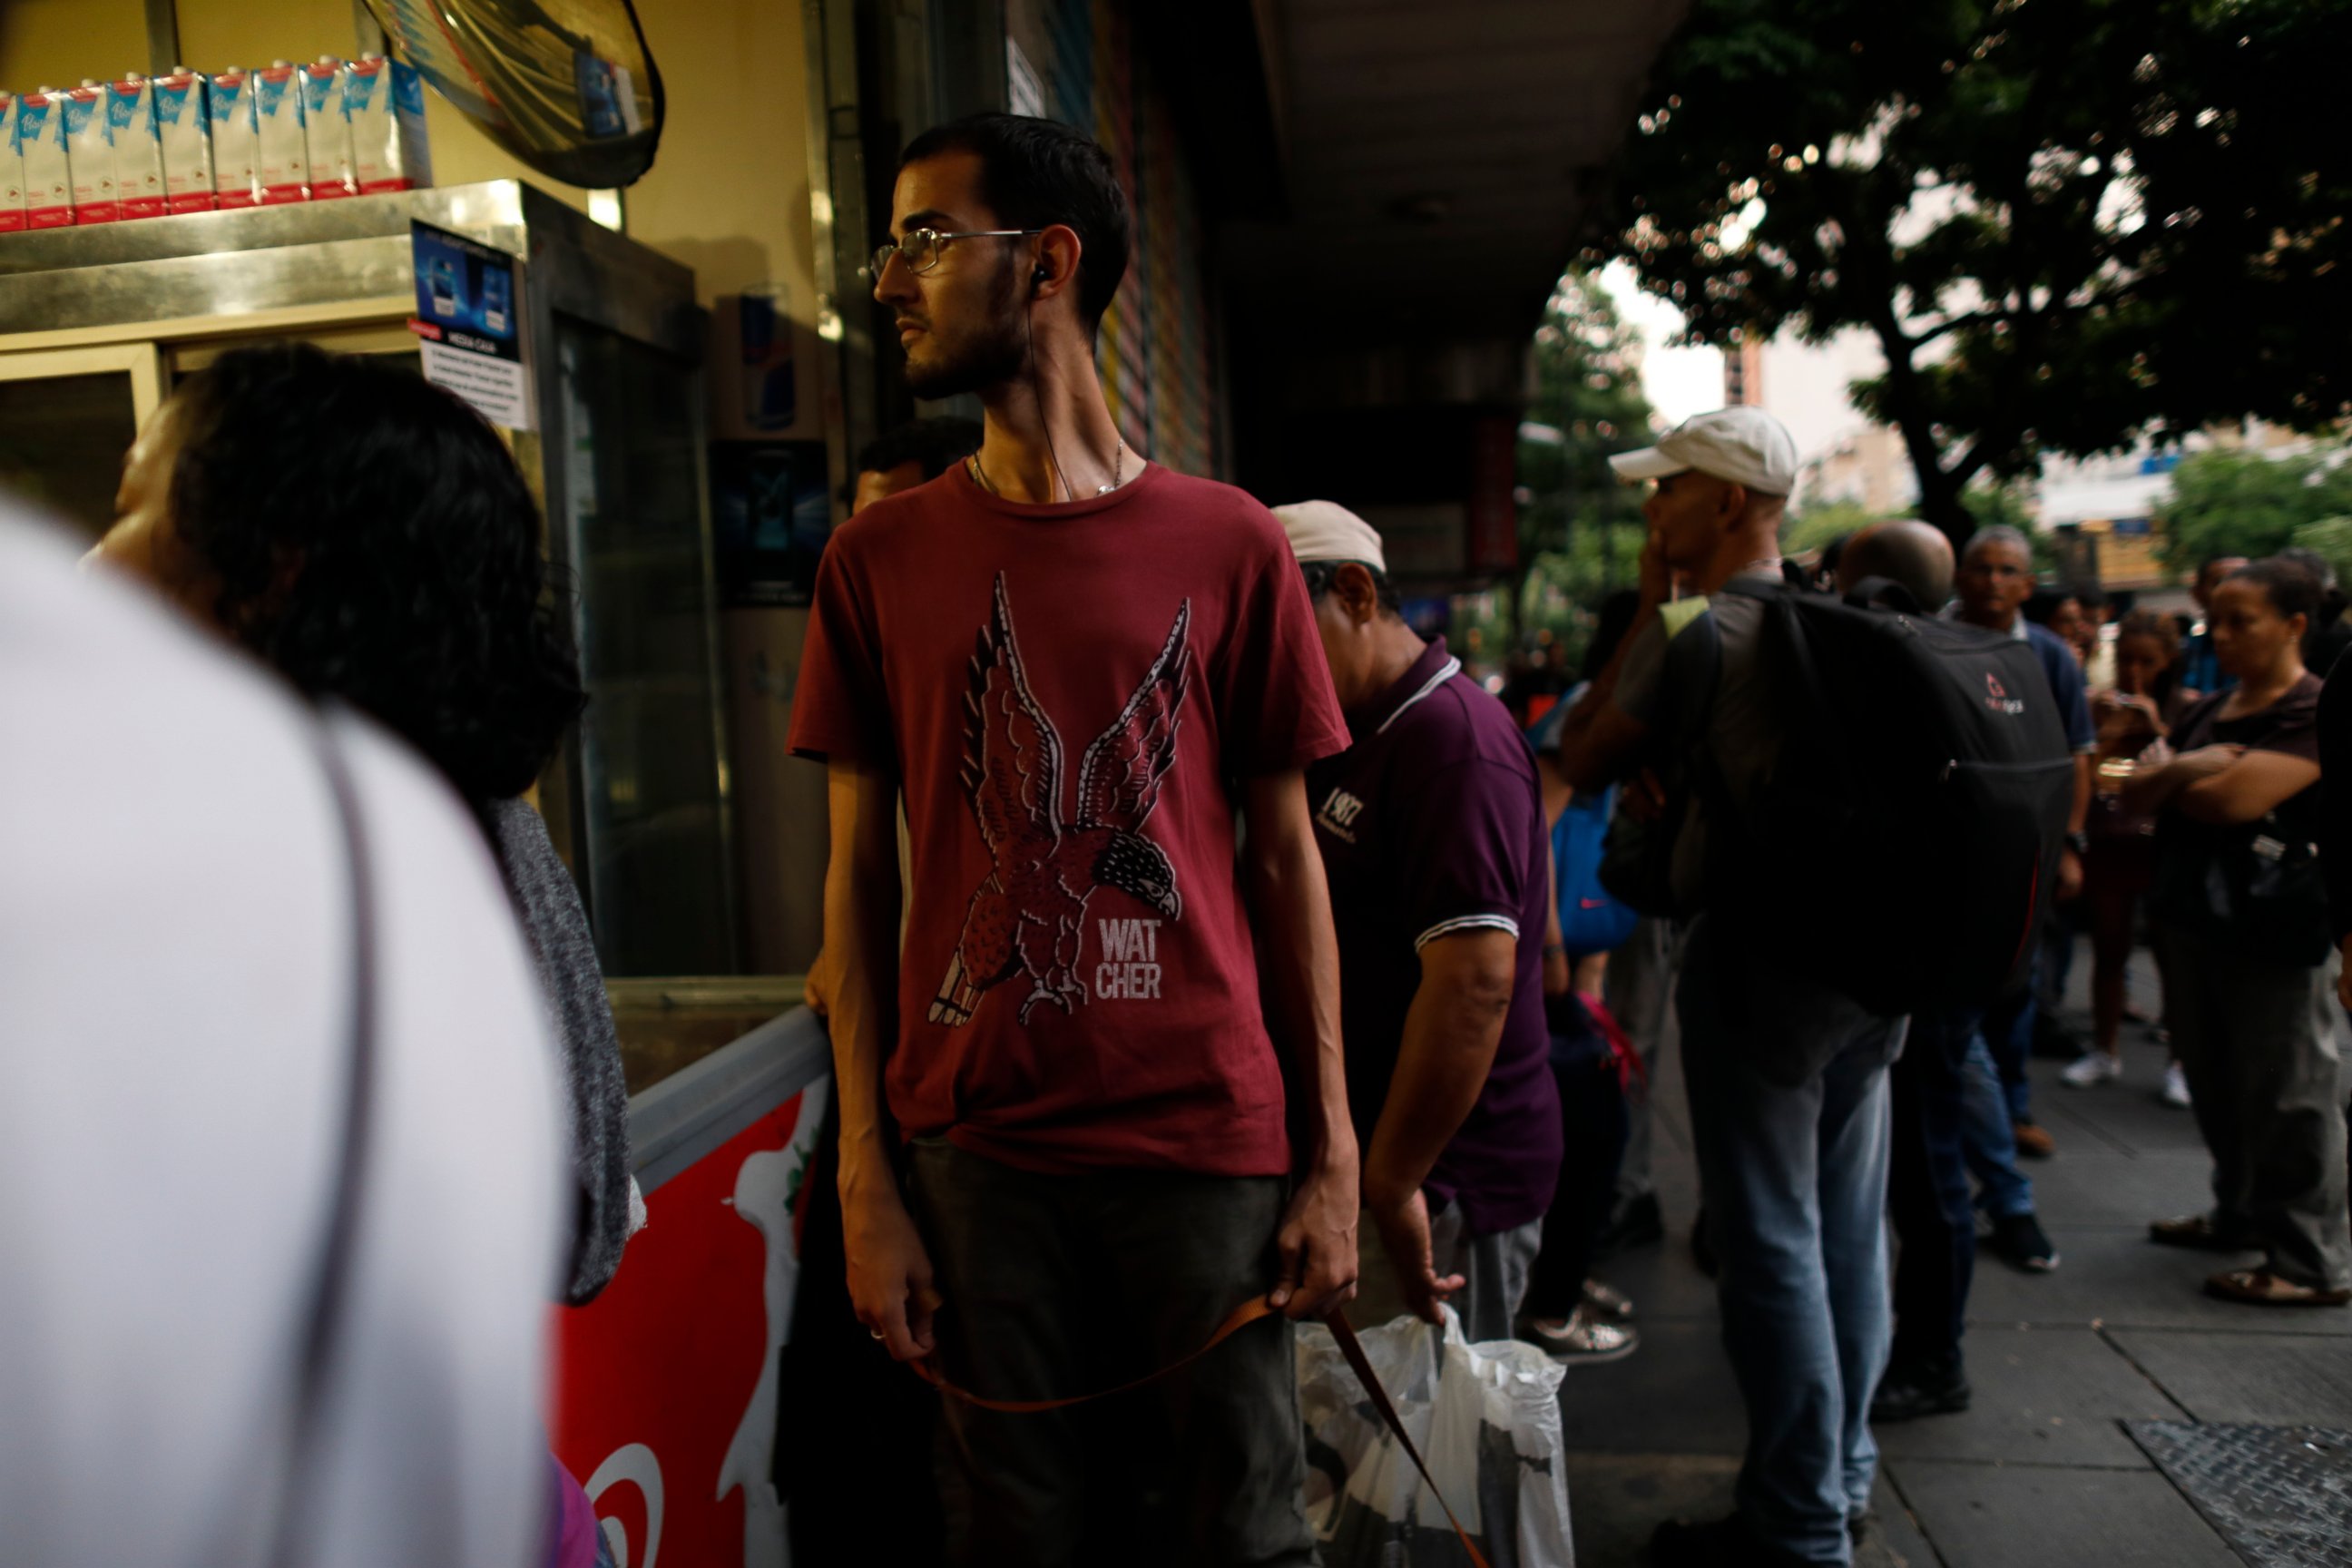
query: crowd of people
[{"left": 7, "top": 104, "right": 2350, "bottom": 1568}]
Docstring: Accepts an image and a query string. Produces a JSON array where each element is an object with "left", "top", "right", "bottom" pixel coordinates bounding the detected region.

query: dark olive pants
[
  {"left": 2159, "top": 925, "right": 2352, "bottom": 1289},
  {"left": 904, "top": 1141, "right": 1316, "bottom": 1568}
]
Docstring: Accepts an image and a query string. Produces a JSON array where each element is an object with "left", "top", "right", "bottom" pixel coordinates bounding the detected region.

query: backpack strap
[
  {"left": 1656, "top": 595, "right": 1724, "bottom": 756},
  {"left": 1718, "top": 574, "right": 1852, "bottom": 781},
  {"left": 270, "top": 716, "right": 379, "bottom": 1568}
]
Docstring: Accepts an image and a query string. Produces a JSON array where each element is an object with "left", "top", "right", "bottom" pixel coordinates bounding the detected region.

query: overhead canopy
[{"left": 1221, "top": 0, "right": 1690, "bottom": 349}]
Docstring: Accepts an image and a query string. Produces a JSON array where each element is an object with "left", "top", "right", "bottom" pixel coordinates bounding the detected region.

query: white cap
[
  {"left": 1609, "top": 406, "right": 1799, "bottom": 496},
  {"left": 1272, "top": 500, "right": 1387, "bottom": 573}
]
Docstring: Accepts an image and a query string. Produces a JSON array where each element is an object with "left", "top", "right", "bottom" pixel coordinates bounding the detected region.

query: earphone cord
[{"left": 1028, "top": 301, "right": 1078, "bottom": 505}]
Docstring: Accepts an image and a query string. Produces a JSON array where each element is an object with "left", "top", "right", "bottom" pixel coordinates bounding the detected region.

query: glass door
[{"left": 0, "top": 345, "right": 165, "bottom": 541}]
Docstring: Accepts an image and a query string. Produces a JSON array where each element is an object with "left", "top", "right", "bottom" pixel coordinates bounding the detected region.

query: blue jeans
[
  {"left": 1961, "top": 1034, "right": 2035, "bottom": 1219},
  {"left": 1983, "top": 953, "right": 2038, "bottom": 1123},
  {"left": 1680, "top": 917, "right": 1905, "bottom": 1566}
]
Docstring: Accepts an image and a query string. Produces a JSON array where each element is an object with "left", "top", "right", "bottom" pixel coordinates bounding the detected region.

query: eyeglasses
[{"left": 866, "top": 227, "right": 1042, "bottom": 280}]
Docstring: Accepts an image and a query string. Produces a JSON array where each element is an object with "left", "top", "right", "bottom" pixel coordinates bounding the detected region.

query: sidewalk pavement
[{"left": 1559, "top": 947, "right": 2351, "bottom": 1567}]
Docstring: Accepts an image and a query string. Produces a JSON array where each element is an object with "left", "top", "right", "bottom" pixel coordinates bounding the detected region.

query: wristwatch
[{"left": 2065, "top": 831, "right": 2091, "bottom": 857}]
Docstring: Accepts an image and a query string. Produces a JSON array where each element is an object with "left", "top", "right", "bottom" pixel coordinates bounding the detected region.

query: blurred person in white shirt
[{"left": 0, "top": 505, "right": 567, "bottom": 1567}]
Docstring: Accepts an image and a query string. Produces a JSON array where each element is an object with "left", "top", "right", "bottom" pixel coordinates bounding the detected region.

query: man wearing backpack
[
  {"left": 1557, "top": 407, "right": 1908, "bottom": 1568},
  {"left": 1276, "top": 501, "right": 1564, "bottom": 1345}
]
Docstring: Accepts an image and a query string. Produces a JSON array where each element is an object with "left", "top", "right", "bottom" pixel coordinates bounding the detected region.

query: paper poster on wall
[
  {"left": 408, "top": 219, "right": 534, "bottom": 430},
  {"left": 710, "top": 441, "right": 833, "bottom": 607}
]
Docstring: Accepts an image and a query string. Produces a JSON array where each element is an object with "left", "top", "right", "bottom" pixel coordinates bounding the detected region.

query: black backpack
[{"left": 1614, "top": 577, "right": 2076, "bottom": 1016}]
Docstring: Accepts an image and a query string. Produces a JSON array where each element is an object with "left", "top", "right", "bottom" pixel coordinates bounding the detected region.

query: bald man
[{"left": 1836, "top": 519, "right": 1954, "bottom": 611}]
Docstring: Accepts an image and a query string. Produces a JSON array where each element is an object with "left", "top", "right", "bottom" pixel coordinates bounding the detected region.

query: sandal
[
  {"left": 2205, "top": 1269, "right": 2352, "bottom": 1307},
  {"left": 2149, "top": 1213, "right": 2257, "bottom": 1251}
]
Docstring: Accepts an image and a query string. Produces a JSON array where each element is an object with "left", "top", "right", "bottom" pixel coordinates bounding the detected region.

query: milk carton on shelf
[
  {"left": 299, "top": 56, "right": 353, "bottom": 199},
  {"left": 252, "top": 61, "right": 307, "bottom": 203},
  {"left": 63, "top": 82, "right": 118, "bottom": 224},
  {"left": 109, "top": 74, "right": 165, "bottom": 220},
  {"left": 0, "top": 94, "right": 26, "bottom": 233},
  {"left": 154, "top": 69, "right": 214, "bottom": 213},
  {"left": 344, "top": 54, "right": 431, "bottom": 193},
  {"left": 209, "top": 67, "right": 260, "bottom": 209},
  {"left": 16, "top": 90, "right": 72, "bottom": 228}
]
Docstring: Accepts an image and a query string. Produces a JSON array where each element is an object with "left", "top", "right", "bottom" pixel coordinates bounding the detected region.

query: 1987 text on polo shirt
[{"left": 931, "top": 573, "right": 1191, "bottom": 1027}]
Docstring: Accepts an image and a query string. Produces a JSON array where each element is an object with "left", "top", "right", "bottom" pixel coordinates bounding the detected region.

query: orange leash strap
[
  {"left": 906, "top": 1299, "right": 1491, "bottom": 1568},
  {"left": 907, "top": 1294, "right": 1279, "bottom": 1414}
]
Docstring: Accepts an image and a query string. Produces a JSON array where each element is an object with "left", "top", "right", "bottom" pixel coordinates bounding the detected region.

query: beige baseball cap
[
  {"left": 1609, "top": 406, "right": 1799, "bottom": 496},
  {"left": 1272, "top": 499, "right": 1387, "bottom": 573}
]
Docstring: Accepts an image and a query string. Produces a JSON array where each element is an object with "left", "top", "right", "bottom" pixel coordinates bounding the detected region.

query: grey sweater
[{"left": 487, "top": 797, "right": 632, "bottom": 1305}]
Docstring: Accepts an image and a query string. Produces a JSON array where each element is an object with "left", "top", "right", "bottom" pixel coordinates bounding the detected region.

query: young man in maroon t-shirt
[{"left": 788, "top": 113, "right": 1359, "bottom": 1566}]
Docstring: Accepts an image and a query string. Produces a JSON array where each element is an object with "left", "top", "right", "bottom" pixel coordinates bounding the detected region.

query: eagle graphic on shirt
[{"left": 929, "top": 573, "right": 1190, "bottom": 1027}]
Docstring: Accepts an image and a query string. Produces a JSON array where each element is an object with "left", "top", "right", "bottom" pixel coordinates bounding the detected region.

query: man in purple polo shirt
[{"left": 1277, "top": 501, "right": 1563, "bottom": 1342}]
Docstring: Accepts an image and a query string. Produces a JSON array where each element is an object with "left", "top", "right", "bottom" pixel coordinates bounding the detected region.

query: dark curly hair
[{"left": 166, "top": 342, "right": 585, "bottom": 802}]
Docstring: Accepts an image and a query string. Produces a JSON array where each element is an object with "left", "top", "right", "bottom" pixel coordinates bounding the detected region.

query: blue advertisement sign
[
  {"left": 409, "top": 220, "right": 529, "bottom": 429},
  {"left": 411, "top": 220, "right": 521, "bottom": 362}
]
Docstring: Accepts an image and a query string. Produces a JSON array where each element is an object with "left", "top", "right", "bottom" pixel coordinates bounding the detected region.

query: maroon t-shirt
[{"left": 787, "top": 462, "right": 1349, "bottom": 1176}]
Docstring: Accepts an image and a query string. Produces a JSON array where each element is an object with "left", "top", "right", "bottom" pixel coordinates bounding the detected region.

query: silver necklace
[{"left": 967, "top": 440, "right": 1126, "bottom": 500}]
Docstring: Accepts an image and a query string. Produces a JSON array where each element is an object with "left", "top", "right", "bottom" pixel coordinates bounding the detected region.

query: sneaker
[
  {"left": 2013, "top": 1120, "right": 2057, "bottom": 1159},
  {"left": 1870, "top": 1357, "right": 1973, "bottom": 1422},
  {"left": 1650, "top": 1515, "right": 1814, "bottom": 1568},
  {"left": 1990, "top": 1210, "right": 2061, "bottom": 1271},
  {"left": 1581, "top": 1277, "right": 1636, "bottom": 1321},
  {"left": 1595, "top": 1191, "right": 1664, "bottom": 1256},
  {"left": 2063, "top": 1052, "right": 2124, "bottom": 1088},
  {"left": 1524, "top": 1303, "right": 1641, "bottom": 1364},
  {"left": 2162, "top": 1061, "right": 2193, "bottom": 1108}
]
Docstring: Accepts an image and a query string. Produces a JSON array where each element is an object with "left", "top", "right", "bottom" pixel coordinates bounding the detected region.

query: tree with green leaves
[
  {"left": 1593, "top": 0, "right": 2352, "bottom": 546},
  {"left": 1511, "top": 272, "right": 1657, "bottom": 652},
  {"left": 2155, "top": 441, "right": 2352, "bottom": 573}
]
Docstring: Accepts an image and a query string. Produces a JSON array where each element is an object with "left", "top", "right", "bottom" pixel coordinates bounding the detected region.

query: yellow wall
[
  {"left": 2, "top": 0, "right": 831, "bottom": 975},
  {"left": 2, "top": 2, "right": 818, "bottom": 316},
  {"left": 0, "top": 0, "right": 148, "bottom": 90}
]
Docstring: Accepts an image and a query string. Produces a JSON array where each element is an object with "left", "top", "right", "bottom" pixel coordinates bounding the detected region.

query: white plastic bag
[{"left": 1297, "top": 1306, "right": 1574, "bottom": 1568}]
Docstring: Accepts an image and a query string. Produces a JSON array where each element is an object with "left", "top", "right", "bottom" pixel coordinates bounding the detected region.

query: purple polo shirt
[{"left": 1307, "top": 637, "right": 1563, "bottom": 1236}]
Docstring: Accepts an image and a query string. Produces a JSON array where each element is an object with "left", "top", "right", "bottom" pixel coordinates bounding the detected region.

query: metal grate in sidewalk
[{"left": 2128, "top": 1421, "right": 2352, "bottom": 1568}]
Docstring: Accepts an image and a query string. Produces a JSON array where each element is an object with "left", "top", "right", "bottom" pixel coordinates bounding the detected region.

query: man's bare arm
[
  {"left": 1241, "top": 767, "right": 1360, "bottom": 1318},
  {"left": 1361, "top": 928, "right": 1518, "bottom": 1322},
  {"left": 822, "top": 759, "right": 936, "bottom": 1360}
]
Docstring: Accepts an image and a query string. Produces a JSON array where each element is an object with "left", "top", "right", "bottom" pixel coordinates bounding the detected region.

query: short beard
[{"left": 903, "top": 256, "right": 1028, "bottom": 400}]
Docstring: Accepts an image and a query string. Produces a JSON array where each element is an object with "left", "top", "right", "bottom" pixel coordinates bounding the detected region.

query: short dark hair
[
  {"left": 2227, "top": 558, "right": 2323, "bottom": 624},
  {"left": 857, "top": 416, "right": 983, "bottom": 481},
  {"left": 2114, "top": 607, "right": 2180, "bottom": 662},
  {"left": 2023, "top": 588, "right": 2080, "bottom": 627},
  {"left": 168, "top": 342, "right": 584, "bottom": 803},
  {"left": 1299, "top": 558, "right": 1403, "bottom": 617},
  {"left": 900, "top": 113, "right": 1132, "bottom": 332}
]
